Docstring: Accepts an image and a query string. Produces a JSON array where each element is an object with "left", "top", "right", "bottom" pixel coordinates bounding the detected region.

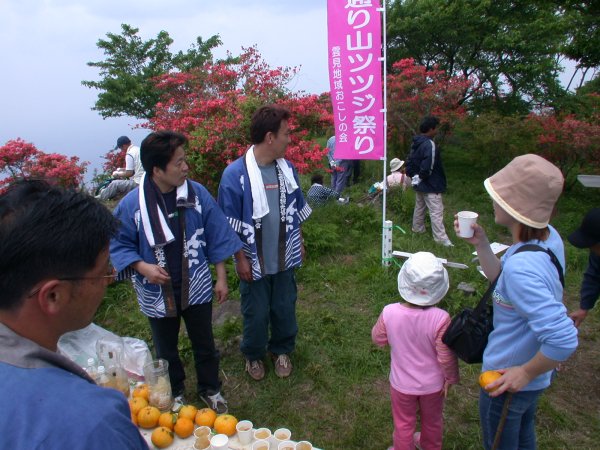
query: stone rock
[{"left": 457, "top": 282, "right": 476, "bottom": 295}]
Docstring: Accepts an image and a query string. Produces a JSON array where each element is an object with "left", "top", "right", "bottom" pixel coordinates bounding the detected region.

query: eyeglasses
[{"left": 27, "top": 266, "right": 116, "bottom": 298}]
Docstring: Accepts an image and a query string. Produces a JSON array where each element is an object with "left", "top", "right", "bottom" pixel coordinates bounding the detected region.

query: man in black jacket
[
  {"left": 568, "top": 208, "right": 600, "bottom": 327},
  {"left": 406, "top": 116, "right": 452, "bottom": 246}
]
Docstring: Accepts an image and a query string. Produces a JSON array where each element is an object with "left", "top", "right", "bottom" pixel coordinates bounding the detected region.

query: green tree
[
  {"left": 82, "top": 24, "right": 221, "bottom": 119},
  {"left": 560, "top": 0, "right": 600, "bottom": 90},
  {"left": 387, "top": 0, "right": 568, "bottom": 113}
]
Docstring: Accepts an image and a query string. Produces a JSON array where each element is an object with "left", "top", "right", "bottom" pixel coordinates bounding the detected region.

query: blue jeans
[
  {"left": 479, "top": 388, "right": 544, "bottom": 450},
  {"left": 239, "top": 268, "right": 298, "bottom": 361}
]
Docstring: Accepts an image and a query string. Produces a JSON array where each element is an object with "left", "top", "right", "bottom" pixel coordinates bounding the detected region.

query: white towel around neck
[
  {"left": 245, "top": 146, "right": 298, "bottom": 220},
  {"left": 138, "top": 173, "right": 190, "bottom": 247}
]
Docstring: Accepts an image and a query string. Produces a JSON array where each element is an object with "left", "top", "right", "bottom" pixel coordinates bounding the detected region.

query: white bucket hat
[
  {"left": 390, "top": 158, "right": 404, "bottom": 172},
  {"left": 397, "top": 252, "right": 449, "bottom": 306}
]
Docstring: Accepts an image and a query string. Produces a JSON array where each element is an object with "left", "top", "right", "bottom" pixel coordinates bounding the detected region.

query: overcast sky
[{"left": 0, "top": 0, "right": 329, "bottom": 181}]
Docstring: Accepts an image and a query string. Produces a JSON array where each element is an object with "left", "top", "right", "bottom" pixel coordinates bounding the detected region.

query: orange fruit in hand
[
  {"left": 151, "top": 426, "right": 174, "bottom": 449},
  {"left": 158, "top": 412, "right": 177, "bottom": 430},
  {"left": 195, "top": 407, "right": 217, "bottom": 427},
  {"left": 213, "top": 414, "right": 239, "bottom": 437},
  {"left": 178, "top": 404, "right": 198, "bottom": 421},
  {"left": 137, "top": 405, "right": 161, "bottom": 429},
  {"left": 174, "top": 416, "right": 195, "bottom": 439},
  {"left": 128, "top": 397, "right": 148, "bottom": 416},
  {"left": 479, "top": 370, "right": 502, "bottom": 392},
  {"left": 132, "top": 383, "right": 150, "bottom": 401}
]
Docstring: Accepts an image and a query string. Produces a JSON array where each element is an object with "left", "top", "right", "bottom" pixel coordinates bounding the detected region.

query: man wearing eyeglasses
[{"left": 0, "top": 180, "right": 148, "bottom": 450}]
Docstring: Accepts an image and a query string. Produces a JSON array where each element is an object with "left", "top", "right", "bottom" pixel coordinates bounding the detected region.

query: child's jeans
[{"left": 391, "top": 386, "right": 444, "bottom": 450}]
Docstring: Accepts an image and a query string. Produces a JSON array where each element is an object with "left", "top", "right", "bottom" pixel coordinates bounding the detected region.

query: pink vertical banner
[{"left": 327, "top": 0, "right": 384, "bottom": 160}]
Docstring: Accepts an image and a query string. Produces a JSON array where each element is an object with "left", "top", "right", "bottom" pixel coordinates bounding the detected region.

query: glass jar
[{"left": 143, "top": 359, "right": 173, "bottom": 411}]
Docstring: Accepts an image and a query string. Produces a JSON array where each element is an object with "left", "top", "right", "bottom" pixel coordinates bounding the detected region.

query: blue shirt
[{"left": 483, "top": 226, "right": 578, "bottom": 390}]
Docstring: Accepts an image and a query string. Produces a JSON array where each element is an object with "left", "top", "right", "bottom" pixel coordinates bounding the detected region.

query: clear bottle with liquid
[{"left": 96, "top": 365, "right": 111, "bottom": 388}]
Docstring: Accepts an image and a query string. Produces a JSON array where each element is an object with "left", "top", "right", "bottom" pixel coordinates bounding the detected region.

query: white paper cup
[
  {"left": 252, "top": 440, "right": 270, "bottom": 450},
  {"left": 278, "top": 441, "right": 296, "bottom": 450},
  {"left": 457, "top": 211, "right": 478, "bottom": 238},
  {"left": 253, "top": 427, "right": 272, "bottom": 442},
  {"left": 295, "top": 441, "right": 314, "bottom": 450},
  {"left": 236, "top": 420, "right": 253, "bottom": 445},
  {"left": 271, "top": 428, "right": 291, "bottom": 448},
  {"left": 210, "top": 433, "right": 229, "bottom": 450}
]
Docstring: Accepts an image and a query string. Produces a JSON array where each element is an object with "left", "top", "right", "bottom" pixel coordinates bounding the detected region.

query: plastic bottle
[
  {"left": 85, "top": 357, "right": 99, "bottom": 383},
  {"left": 97, "top": 365, "right": 111, "bottom": 388}
]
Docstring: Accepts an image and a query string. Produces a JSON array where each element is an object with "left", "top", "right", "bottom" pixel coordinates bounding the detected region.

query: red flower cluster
[
  {"left": 0, "top": 138, "right": 88, "bottom": 192},
  {"left": 133, "top": 46, "right": 332, "bottom": 192},
  {"left": 387, "top": 58, "right": 473, "bottom": 149},
  {"left": 528, "top": 112, "right": 600, "bottom": 182}
]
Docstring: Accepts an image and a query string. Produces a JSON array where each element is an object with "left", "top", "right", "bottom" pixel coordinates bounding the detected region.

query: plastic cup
[
  {"left": 271, "top": 428, "right": 291, "bottom": 448},
  {"left": 252, "top": 440, "right": 270, "bottom": 450},
  {"left": 457, "top": 211, "right": 478, "bottom": 238},
  {"left": 236, "top": 420, "right": 253, "bottom": 445},
  {"left": 194, "top": 435, "right": 211, "bottom": 450},
  {"left": 278, "top": 441, "right": 296, "bottom": 450},
  {"left": 296, "top": 441, "right": 314, "bottom": 450},
  {"left": 210, "top": 433, "right": 229, "bottom": 450},
  {"left": 253, "top": 427, "right": 272, "bottom": 442},
  {"left": 194, "top": 425, "right": 212, "bottom": 439}
]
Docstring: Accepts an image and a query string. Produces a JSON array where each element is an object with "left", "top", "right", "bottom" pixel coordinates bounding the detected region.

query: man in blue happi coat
[{"left": 218, "top": 105, "right": 312, "bottom": 380}]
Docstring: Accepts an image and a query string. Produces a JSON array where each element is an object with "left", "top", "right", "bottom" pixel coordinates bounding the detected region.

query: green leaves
[{"left": 82, "top": 24, "right": 220, "bottom": 120}]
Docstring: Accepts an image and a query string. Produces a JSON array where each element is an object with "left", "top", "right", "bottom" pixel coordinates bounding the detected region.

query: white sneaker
[{"left": 438, "top": 239, "right": 454, "bottom": 247}]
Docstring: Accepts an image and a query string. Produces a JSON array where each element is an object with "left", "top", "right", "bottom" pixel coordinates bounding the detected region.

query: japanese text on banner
[{"left": 327, "top": 0, "right": 383, "bottom": 160}]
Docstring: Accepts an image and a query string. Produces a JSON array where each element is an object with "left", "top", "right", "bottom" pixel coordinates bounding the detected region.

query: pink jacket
[{"left": 372, "top": 303, "right": 459, "bottom": 395}]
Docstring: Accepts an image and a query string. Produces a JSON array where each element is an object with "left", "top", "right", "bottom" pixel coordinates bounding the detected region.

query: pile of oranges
[{"left": 128, "top": 383, "right": 238, "bottom": 449}]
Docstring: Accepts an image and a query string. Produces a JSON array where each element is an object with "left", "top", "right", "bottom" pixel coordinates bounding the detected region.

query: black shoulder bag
[{"left": 442, "top": 244, "right": 564, "bottom": 364}]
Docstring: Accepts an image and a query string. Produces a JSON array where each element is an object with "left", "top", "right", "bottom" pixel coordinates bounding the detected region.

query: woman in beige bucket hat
[{"left": 455, "top": 154, "right": 578, "bottom": 449}]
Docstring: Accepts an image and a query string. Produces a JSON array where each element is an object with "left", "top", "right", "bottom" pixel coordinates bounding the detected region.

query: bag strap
[
  {"left": 513, "top": 244, "right": 565, "bottom": 288},
  {"left": 473, "top": 273, "right": 500, "bottom": 315}
]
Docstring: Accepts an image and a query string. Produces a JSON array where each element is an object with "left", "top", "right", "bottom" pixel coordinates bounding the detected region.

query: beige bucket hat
[
  {"left": 390, "top": 158, "right": 404, "bottom": 172},
  {"left": 397, "top": 252, "right": 449, "bottom": 307},
  {"left": 484, "top": 154, "right": 563, "bottom": 229}
]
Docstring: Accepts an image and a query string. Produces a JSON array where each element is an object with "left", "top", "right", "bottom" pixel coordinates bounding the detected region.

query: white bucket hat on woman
[
  {"left": 397, "top": 252, "right": 449, "bottom": 306},
  {"left": 390, "top": 158, "right": 404, "bottom": 172},
  {"left": 484, "top": 154, "right": 563, "bottom": 229}
]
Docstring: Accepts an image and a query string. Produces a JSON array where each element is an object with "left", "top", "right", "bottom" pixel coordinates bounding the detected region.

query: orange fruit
[
  {"left": 479, "top": 370, "right": 502, "bottom": 392},
  {"left": 131, "top": 410, "right": 138, "bottom": 426},
  {"left": 137, "top": 405, "right": 161, "bottom": 429},
  {"left": 213, "top": 414, "right": 238, "bottom": 437},
  {"left": 128, "top": 397, "right": 148, "bottom": 416},
  {"left": 195, "top": 407, "right": 217, "bottom": 427},
  {"left": 173, "top": 416, "right": 194, "bottom": 439},
  {"left": 132, "top": 383, "right": 150, "bottom": 401},
  {"left": 178, "top": 404, "right": 198, "bottom": 421},
  {"left": 158, "top": 412, "right": 177, "bottom": 430},
  {"left": 151, "top": 426, "right": 174, "bottom": 449}
]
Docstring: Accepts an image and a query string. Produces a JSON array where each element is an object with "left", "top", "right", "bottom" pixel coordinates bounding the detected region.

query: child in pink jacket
[{"left": 372, "top": 252, "right": 459, "bottom": 450}]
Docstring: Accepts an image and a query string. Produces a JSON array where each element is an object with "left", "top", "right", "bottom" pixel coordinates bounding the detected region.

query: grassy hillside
[{"left": 96, "top": 146, "right": 600, "bottom": 449}]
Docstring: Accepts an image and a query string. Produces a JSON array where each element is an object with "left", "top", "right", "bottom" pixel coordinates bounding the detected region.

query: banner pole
[{"left": 380, "top": 1, "right": 388, "bottom": 266}]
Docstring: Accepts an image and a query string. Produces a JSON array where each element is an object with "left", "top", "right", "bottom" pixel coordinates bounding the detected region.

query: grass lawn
[{"left": 96, "top": 146, "right": 600, "bottom": 449}]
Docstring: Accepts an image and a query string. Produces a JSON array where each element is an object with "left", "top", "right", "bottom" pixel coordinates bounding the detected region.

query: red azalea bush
[
  {"left": 387, "top": 58, "right": 473, "bottom": 154},
  {"left": 144, "top": 46, "right": 332, "bottom": 192},
  {"left": 528, "top": 113, "right": 600, "bottom": 186},
  {"left": 0, "top": 138, "right": 88, "bottom": 192}
]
